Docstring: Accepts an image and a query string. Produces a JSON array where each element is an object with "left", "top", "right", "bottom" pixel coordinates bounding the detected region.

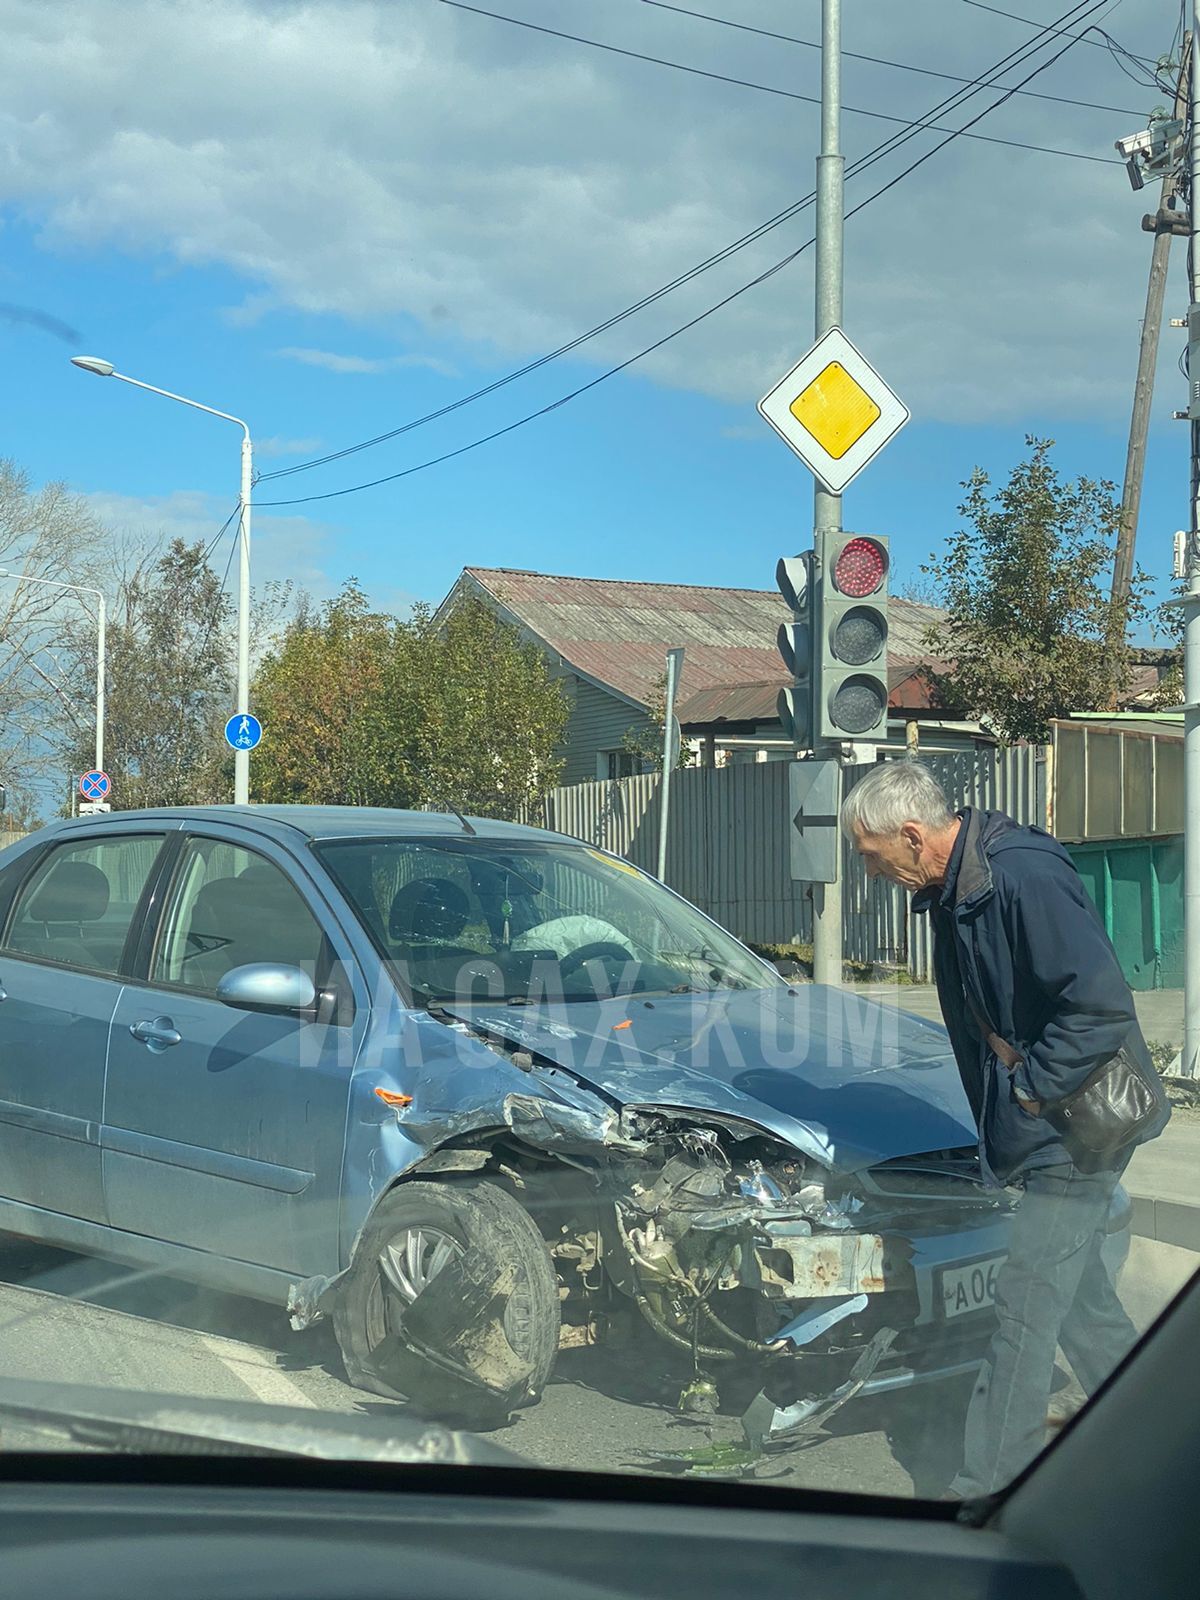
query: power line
[
  {"left": 188, "top": 516, "right": 242, "bottom": 673},
  {"left": 958, "top": 0, "right": 1160, "bottom": 66},
  {"left": 259, "top": 196, "right": 816, "bottom": 482},
  {"left": 1092, "top": 19, "right": 1179, "bottom": 95},
  {"left": 437, "top": 0, "right": 1121, "bottom": 163},
  {"left": 257, "top": 10, "right": 1101, "bottom": 509},
  {"left": 262, "top": 0, "right": 1098, "bottom": 484},
  {"left": 637, "top": 0, "right": 1144, "bottom": 116},
  {"left": 203, "top": 504, "right": 242, "bottom": 561}
]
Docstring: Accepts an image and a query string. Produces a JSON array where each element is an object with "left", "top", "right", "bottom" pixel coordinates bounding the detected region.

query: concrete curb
[{"left": 1128, "top": 1194, "right": 1200, "bottom": 1252}]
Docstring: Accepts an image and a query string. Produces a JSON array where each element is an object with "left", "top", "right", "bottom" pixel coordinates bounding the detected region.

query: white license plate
[{"left": 940, "top": 1256, "right": 1004, "bottom": 1319}]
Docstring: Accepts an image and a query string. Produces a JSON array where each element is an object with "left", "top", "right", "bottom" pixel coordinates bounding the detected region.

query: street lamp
[
  {"left": 70, "top": 355, "right": 254, "bottom": 806},
  {"left": 0, "top": 568, "right": 106, "bottom": 777}
]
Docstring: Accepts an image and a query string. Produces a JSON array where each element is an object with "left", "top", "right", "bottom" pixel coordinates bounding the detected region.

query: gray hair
[{"left": 840, "top": 760, "right": 955, "bottom": 839}]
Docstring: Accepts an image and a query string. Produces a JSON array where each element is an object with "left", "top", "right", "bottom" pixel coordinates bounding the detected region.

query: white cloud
[
  {"left": 78, "top": 486, "right": 349, "bottom": 605},
  {"left": 256, "top": 434, "right": 324, "bottom": 459},
  {"left": 0, "top": 0, "right": 1175, "bottom": 426},
  {"left": 275, "top": 346, "right": 458, "bottom": 377}
]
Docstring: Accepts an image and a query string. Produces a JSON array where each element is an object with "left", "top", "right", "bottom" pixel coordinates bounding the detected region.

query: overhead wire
[
  {"left": 257, "top": 6, "right": 1104, "bottom": 509},
  {"left": 958, "top": 0, "right": 1160, "bottom": 65},
  {"left": 1102, "top": 32, "right": 1177, "bottom": 95},
  {"left": 963, "top": 8, "right": 1179, "bottom": 98},
  {"left": 259, "top": 192, "right": 820, "bottom": 482},
  {"left": 436, "top": 0, "right": 1123, "bottom": 163},
  {"left": 203, "top": 504, "right": 242, "bottom": 561},
  {"left": 191, "top": 513, "right": 243, "bottom": 669},
  {"left": 636, "top": 0, "right": 1144, "bottom": 115},
  {"left": 261, "top": 0, "right": 1105, "bottom": 485}
]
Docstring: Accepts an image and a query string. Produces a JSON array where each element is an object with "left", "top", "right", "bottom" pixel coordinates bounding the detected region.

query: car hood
[{"left": 441, "top": 984, "right": 976, "bottom": 1173}]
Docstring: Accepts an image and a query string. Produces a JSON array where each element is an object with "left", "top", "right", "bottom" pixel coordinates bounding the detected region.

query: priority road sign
[
  {"left": 758, "top": 327, "right": 910, "bottom": 494},
  {"left": 224, "top": 713, "right": 263, "bottom": 752},
  {"left": 79, "top": 769, "right": 111, "bottom": 803},
  {"left": 788, "top": 759, "right": 840, "bottom": 883}
]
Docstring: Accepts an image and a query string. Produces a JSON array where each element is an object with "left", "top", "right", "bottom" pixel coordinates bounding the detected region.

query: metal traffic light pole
[{"left": 811, "top": 0, "right": 845, "bottom": 988}]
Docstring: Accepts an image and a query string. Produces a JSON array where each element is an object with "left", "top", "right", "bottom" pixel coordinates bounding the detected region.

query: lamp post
[
  {"left": 0, "top": 568, "right": 105, "bottom": 776},
  {"left": 70, "top": 356, "right": 253, "bottom": 805}
]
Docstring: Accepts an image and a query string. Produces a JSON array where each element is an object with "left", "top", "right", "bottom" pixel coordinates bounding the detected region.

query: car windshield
[{"left": 317, "top": 836, "right": 780, "bottom": 1004}]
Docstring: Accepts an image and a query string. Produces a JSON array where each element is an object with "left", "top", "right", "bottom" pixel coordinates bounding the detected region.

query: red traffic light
[{"left": 832, "top": 536, "right": 887, "bottom": 598}]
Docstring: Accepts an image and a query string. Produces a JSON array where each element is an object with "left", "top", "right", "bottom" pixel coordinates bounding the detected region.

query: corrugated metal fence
[{"left": 527, "top": 747, "right": 1045, "bottom": 979}]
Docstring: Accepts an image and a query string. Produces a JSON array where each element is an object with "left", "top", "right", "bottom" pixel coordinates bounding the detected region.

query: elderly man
[{"left": 841, "top": 759, "right": 1168, "bottom": 1498}]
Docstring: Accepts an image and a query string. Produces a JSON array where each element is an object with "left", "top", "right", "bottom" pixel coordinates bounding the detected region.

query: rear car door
[
  {"left": 0, "top": 828, "right": 169, "bottom": 1223},
  {"left": 102, "top": 827, "right": 368, "bottom": 1277}
]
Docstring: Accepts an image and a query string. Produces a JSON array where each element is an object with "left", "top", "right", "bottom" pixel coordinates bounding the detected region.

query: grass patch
[
  {"left": 1146, "top": 1039, "right": 1200, "bottom": 1113},
  {"left": 1147, "top": 1039, "right": 1181, "bottom": 1074},
  {"left": 748, "top": 941, "right": 921, "bottom": 986}
]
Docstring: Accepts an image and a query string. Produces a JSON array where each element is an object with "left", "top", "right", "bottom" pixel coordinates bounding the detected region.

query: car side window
[
  {"left": 152, "top": 838, "right": 327, "bottom": 993},
  {"left": 1, "top": 834, "right": 165, "bottom": 976}
]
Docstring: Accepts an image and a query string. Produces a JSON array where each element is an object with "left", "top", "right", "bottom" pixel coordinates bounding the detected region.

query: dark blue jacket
[{"left": 913, "top": 807, "right": 1169, "bottom": 1184}]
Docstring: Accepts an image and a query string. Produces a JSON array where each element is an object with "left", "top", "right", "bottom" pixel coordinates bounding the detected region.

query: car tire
[{"left": 333, "top": 1178, "right": 559, "bottom": 1429}]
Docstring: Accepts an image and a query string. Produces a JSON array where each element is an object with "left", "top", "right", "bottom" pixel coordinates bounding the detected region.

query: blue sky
[{"left": 0, "top": 0, "right": 1187, "bottom": 637}]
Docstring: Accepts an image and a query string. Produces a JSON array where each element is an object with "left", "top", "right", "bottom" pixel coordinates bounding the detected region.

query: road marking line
[{"left": 197, "top": 1333, "right": 319, "bottom": 1409}]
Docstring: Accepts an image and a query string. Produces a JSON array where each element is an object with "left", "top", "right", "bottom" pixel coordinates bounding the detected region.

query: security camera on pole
[{"left": 758, "top": 0, "right": 909, "bottom": 986}]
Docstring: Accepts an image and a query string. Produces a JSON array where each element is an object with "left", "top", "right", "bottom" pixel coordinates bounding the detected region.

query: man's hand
[{"left": 1005, "top": 1057, "right": 1041, "bottom": 1116}]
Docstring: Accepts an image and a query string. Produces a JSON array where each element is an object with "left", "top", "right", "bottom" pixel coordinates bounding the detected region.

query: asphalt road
[{"left": 0, "top": 1232, "right": 1193, "bottom": 1495}]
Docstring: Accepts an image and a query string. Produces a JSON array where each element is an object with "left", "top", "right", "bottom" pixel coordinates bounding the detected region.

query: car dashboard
[{"left": 0, "top": 1463, "right": 1083, "bottom": 1600}]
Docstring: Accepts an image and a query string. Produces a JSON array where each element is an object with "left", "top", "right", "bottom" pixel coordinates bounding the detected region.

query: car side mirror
[{"left": 216, "top": 963, "right": 317, "bottom": 1014}]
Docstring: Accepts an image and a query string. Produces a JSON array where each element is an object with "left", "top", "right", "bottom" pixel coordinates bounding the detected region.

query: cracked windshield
[{"left": 0, "top": 0, "right": 1197, "bottom": 1505}]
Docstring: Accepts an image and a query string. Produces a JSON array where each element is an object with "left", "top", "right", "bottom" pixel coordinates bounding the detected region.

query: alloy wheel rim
[{"left": 365, "top": 1224, "right": 534, "bottom": 1358}]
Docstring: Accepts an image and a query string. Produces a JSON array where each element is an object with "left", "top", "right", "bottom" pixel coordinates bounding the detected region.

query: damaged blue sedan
[{"left": 0, "top": 807, "right": 1127, "bottom": 1434}]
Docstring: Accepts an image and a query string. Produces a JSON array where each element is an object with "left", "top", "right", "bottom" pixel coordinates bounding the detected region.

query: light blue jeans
[{"left": 949, "top": 1160, "right": 1137, "bottom": 1498}]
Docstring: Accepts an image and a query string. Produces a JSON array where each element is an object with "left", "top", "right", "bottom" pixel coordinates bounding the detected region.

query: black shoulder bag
[{"left": 966, "top": 992, "right": 1164, "bottom": 1160}]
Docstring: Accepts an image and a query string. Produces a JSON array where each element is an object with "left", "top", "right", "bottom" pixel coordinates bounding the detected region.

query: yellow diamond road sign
[
  {"left": 789, "top": 362, "right": 880, "bottom": 459},
  {"left": 758, "top": 327, "right": 909, "bottom": 493}
]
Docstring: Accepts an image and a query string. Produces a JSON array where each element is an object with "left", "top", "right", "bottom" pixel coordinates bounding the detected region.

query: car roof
[{"left": 49, "top": 804, "right": 583, "bottom": 848}]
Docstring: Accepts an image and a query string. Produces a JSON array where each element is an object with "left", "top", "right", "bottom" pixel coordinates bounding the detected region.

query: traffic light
[
  {"left": 816, "top": 532, "right": 890, "bottom": 742},
  {"left": 775, "top": 552, "right": 814, "bottom": 749}
]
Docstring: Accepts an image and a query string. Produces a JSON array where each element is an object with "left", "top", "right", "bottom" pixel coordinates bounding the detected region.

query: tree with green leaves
[
  {"left": 920, "top": 438, "right": 1147, "bottom": 743},
  {"left": 62, "top": 538, "right": 237, "bottom": 809},
  {"left": 253, "top": 588, "right": 569, "bottom": 818},
  {"left": 251, "top": 581, "right": 403, "bottom": 807}
]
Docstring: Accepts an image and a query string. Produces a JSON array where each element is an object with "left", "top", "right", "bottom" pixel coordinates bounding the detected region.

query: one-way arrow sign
[{"left": 788, "top": 760, "right": 840, "bottom": 883}]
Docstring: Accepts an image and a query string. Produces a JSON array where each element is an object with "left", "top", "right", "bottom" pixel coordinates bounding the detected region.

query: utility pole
[
  {"left": 1184, "top": 0, "right": 1200, "bottom": 1079},
  {"left": 811, "top": 0, "right": 845, "bottom": 988},
  {"left": 1110, "top": 32, "right": 1193, "bottom": 701}
]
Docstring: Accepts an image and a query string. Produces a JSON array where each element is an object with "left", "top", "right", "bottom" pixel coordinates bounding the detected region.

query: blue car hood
[{"left": 443, "top": 984, "right": 976, "bottom": 1173}]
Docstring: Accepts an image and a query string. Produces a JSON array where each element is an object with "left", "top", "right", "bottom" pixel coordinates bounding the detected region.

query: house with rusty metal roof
[{"left": 434, "top": 566, "right": 976, "bottom": 783}]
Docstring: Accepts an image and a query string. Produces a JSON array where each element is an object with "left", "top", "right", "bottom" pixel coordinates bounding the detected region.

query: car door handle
[{"left": 129, "top": 1017, "right": 182, "bottom": 1051}]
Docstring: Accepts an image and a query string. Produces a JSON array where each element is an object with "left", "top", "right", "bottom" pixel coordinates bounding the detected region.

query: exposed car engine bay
[{"left": 291, "top": 1004, "right": 1011, "bottom": 1435}]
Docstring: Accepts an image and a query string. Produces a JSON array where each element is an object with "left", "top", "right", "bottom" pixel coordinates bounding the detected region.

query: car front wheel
[{"left": 333, "top": 1177, "right": 560, "bottom": 1429}]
